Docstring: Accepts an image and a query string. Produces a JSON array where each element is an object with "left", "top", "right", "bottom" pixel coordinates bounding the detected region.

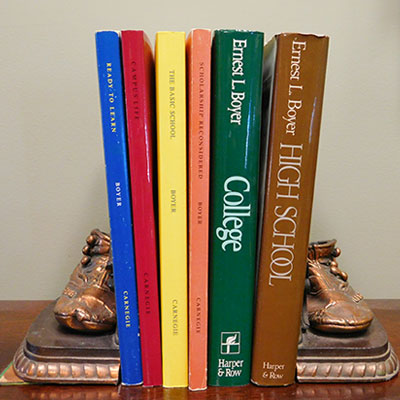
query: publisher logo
[{"left": 221, "top": 332, "right": 240, "bottom": 355}]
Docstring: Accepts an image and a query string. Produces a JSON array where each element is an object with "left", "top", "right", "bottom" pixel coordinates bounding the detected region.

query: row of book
[{"left": 95, "top": 29, "right": 329, "bottom": 389}]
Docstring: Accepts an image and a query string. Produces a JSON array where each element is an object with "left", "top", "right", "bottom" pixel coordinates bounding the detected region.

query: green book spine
[{"left": 208, "top": 29, "right": 264, "bottom": 386}]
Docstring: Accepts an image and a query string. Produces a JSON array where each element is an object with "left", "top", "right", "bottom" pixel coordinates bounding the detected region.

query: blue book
[{"left": 95, "top": 31, "right": 143, "bottom": 385}]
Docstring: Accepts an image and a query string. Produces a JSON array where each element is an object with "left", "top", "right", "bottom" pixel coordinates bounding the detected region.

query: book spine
[
  {"left": 251, "top": 33, "right": 329, "bottom": 386},
  {"left": 95, "top": 31, "right": 142, "bottom": 385},
  {"left": 208, "top": 30, "right": 264, "bottom": 386},
  {"left": 155, "top": 31, "right": 188, "bottom": 388},
  {"left": 121, "top": 30, "right": 162, "bottom": 387},
  {"left": 187, "top": 29, "right": 211, "bottom": 391}
]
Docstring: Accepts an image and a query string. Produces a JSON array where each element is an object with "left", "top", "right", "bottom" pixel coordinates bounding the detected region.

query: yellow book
[{"left": 155, "top": 31, "right": 188, "bottom": 388}]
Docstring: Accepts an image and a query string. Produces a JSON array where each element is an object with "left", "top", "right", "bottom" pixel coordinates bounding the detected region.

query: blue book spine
[{"left": 95, "top": 31, "right": 143, "bottom": 385}]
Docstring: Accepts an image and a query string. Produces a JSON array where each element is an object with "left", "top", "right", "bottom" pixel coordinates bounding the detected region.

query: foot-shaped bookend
[
  {"left": 54, "top": 229, "right": 116, "bottom": 332},
  {"left": 13, "top": 232, "right": 399, "bottom": 384},
  {"left": 296, "top": 240, "right": 399, "bottom": 382},
  {"left": 13, "top": 229, "right": 119, "bottom": 384}
]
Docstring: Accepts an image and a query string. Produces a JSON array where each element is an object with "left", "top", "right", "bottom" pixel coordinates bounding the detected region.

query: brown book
[{"left": 251, "top": 33, "right": 329, "bottom": 386}]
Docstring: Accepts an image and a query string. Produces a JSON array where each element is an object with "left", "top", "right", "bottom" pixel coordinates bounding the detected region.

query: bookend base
[
  {"left": 11, "top": 301, "right": 399, "bottom": 385},
  {"left": 297, "top": 316, "right": 399, "bottom": 382},
  {"left": 13, "top": 301, "right": 120, "bottom": 385}
]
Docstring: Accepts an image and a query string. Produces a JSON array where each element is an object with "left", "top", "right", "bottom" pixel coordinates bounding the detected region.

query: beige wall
[{"left": 0, "top": 0, "right": 399, "bottom": 299}]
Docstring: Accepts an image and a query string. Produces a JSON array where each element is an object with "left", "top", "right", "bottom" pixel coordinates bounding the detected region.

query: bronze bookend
[
  {"left": 13, "top": 233, "right": 399, "bottom": 384},
  {"left": 297, "top": 240, "right": 399, "bottom": 382}
]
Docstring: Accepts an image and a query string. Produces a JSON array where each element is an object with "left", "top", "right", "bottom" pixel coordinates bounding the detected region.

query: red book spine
[{"left": 121, "top": 30, "right": 162, "bottom": 387}]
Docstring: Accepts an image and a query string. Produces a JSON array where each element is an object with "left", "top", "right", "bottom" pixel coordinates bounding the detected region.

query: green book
[{"left": 208, "top": 29, "right": 264, "bottom": 386}]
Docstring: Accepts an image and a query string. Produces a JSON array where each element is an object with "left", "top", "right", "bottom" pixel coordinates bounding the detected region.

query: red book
[{"left": 121, "top": 30, "right": 162, "bottom": 387}]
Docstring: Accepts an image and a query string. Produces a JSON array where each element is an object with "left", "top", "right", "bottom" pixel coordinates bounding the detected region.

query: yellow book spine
[{"left": 155, "top": 31, "right": 188, "bottom": 388}]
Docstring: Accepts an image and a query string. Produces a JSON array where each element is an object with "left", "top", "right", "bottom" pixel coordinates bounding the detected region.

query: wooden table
[{"left": 0, "top": 300, "right": 399, "bottom": 399}]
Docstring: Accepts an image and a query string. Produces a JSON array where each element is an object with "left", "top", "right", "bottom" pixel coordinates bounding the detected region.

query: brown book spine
[{"left": 251, "top": 33, "right": 329, "bottom": 386}]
